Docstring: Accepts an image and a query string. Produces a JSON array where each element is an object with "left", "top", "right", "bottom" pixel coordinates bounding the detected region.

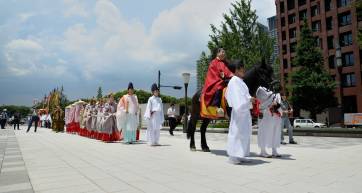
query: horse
[{"left": 187, "top": 60, "right": 275, "bottom": 152}]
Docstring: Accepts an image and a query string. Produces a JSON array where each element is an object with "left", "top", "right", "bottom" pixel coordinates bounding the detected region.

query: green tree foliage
[
  {"left": 196, "top": 0, "right": 274, "bottom": 87},
  {"left": 0, "top": 105, "right": 31, "bottom": 118},
  {"left": 196, "top": 52, "right": 210, "bottom": 89},
  {"left": 207, "top": 0, "right": 273, "bottom": 68},
  {"left": 97, "top": 86, "right": 103, "bottom": 99},
  {"left": 354, "top": 0, "right": 362, "bottom": 46},
  {"left": 289, "top": 21, "right": 337, "bottom": 120}
]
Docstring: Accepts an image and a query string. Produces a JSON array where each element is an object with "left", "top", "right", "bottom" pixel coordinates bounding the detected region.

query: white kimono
[
  {"left": 117, "top": 94, "right": 139, "bottom": 143},
  {"left": 225, "top": 76, "right": 252, "bottom": 158},
  {"left": 257, "top": 87, "right": 282, "bottom": 149},
  {"left": 144, "top": 95, "right": 164, "bottom": 145}
]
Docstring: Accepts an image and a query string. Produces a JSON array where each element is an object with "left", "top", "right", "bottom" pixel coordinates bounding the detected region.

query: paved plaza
[{"left": 0, "top": 126, "right": 362, "bottom": 193}]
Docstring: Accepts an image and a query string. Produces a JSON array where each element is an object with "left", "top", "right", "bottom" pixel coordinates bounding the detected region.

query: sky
[{"left": 0, "top": 0, "right": 276, "bottom": 106}]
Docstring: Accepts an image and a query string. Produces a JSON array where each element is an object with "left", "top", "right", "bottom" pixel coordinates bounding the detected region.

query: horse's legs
[
  {"left": 187, "top": 116, "right": 197, "bottom": 151},
  {"left": 200, "top": 119, "right": 211, "bottom": 152}
]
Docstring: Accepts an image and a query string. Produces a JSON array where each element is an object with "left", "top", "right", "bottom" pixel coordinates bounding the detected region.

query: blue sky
[{"left": 0, "top": 0, "right": 275, "bottom": 105}]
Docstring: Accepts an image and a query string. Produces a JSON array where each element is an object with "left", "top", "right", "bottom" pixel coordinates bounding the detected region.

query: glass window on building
[
  {"left": 287, "top": 0, "right": 295, "bottom": 10},
  {"left": 288, "top": 14, "right": 296, "bottom": 24},
  {"left": 283, "top": 44, "right": 287, "bottom": 54},
  {"left": 337, "top": 0, "right": 351, "bottom": 8},
  {"left": 299, "top": 10, "right": 307, "bottom": 21},
  {"left": 343, "top": 96, "right": 357, "bottom": 113},
  {"left": 280, "top": 1, "right": 285, "bottom": 13},
  {"left": 298, "top": 0, "right": 306, "bottom": 6},
  {"left": 314, "top": 37, "right": 322, "bottom": 48},
  {"left": 283, "top": 59, "right": 288, "bottom": 69},
  {"left": 328, "top": 55, "right": 335, "bottom": 69},
  {"left": 281, "top": 17, "right": 286, "bottom": 27},
  {"left": 311, "top": 5, "right": 320, "bottom": 17},
  {"left": 290, "top": 42, "right": 297, "bottom": 53},
  {"left": 342, "top": 52, "right": 354, "bottom": 67},
  {"left": 289, "top": 28, "right": 297, "bottom": 39},
  {"left": 325, "top": 0, "right": 332, "bottom": 11},
  {"left": 340, "top": 32, "right": 353, "bottom": 47},
  {"left": 331, "top": 75, "right": 336, "bottom": 81},
  {"left": 326, "top": 17, "right": 333, "bottom": 31},
  {"left": 312, "top": 21, "right": 321, "bottom": 32},
  {"left": 327, "top": 36, "right": 334, "bottom": 49},
  {"left": 342, "top": 73, "right": 356, "bottom": 87},
  {"left": 338, "top": 11, "right": 352, "bottom": 27},
  {"left": 282, "top": 31, "right": 286, "bottom": 40}
]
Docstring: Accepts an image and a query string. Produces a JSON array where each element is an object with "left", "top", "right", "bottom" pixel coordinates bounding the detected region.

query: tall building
[
  {"left": 275, "top": 0, "right": 362, "bottom": 115},
  {"left": 268, "top": 16, "right": 280, "bottom": 78}
]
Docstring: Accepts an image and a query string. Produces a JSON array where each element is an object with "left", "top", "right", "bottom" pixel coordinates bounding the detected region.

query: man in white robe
[
  {"left": 144, "top": 83, "right": 164, "bottom": 146},
  {"left": 225, "top": 60, "right": 255, "bottom": 164},
  {"left": 256, "top": 87, "right": 283, "bottom": 158}
]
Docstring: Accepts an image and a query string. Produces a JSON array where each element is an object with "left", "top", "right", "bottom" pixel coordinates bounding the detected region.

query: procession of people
[{"left": 7, "top": 48, "right": 297, "bottom": 165}]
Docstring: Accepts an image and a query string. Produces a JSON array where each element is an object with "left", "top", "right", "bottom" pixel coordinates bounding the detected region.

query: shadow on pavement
[{"left": 210, "top": 149, "right": 295, "bottom": 164}]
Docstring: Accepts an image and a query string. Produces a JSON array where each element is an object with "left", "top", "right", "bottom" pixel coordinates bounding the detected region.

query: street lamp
[
  {"left": 335, "top": 43, "right": 344, "bottom": 126},
  {"left": 158, "top": 70, "right": 182, "bottom": 91},
  {"left": 182, "top": 73, "right": 190, "bottom": 133}
]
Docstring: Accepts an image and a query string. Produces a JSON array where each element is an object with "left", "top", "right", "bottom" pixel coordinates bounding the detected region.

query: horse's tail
[{"left": 187, "top": 90, "right": 201, "bottom": 139}]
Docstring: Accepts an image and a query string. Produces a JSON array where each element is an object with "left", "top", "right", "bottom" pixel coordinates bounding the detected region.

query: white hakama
[
  {"left": 256, "top": 87, "right": 282, "bottom": 156},
  {"left": 144, "top": 96, "right": 164, "bottom": 146},
  {"left": 225, "top": 76, "right": 252, "bottom": 160}
]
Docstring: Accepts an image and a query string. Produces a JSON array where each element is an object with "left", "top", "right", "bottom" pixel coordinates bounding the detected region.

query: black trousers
[
  {"left": 0, "top": 119, "right": 6, "bottom": 129},
  {"left": 169, "top": 117, "right": 177, "bottom": 133},
  {"left": 13, "top": 119, "right": 20, "bottom": 130},
  {"left": 27, "top": 116, "right": 39, "bottom": 132},
  {"left": 211, "top": 89, "right": 223, "bottom": 107}
]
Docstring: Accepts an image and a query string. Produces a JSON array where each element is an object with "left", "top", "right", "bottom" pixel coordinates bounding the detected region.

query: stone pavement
[
  {"left": 0, "top": 128, "right": 34, "bottom": 193},
  {"left": 1, "top": 125, "right": 362, "bottom": 193}
]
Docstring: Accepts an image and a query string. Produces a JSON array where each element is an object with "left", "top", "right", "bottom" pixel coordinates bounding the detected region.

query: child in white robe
[
  {"left": 257, "top": 86, "right": 282, "bottom": 158},
  {"left": 144, "top": 83, "right": 164, "bottom": 146},
  {"left": 225, "top": 60, "right": 255, "bottom": 164}
]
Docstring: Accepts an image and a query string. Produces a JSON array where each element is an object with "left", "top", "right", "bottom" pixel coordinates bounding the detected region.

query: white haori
[
  {"left": 144, "top": 95, "right": 164, "bottom": 145},
  {"left": 257, "top": 89, "right": 282, "bottom": 149},
  {"left": 116, "top": 95, "right": 139, "bottom": 132},
  {"left": 225, "top": 76, "right": 252, "bottom": 158}
]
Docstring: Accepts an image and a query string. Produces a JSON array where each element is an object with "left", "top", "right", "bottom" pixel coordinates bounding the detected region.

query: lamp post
[
  {"left": 157, "top": 70, "right": 182, "bottom": 90},
  {"left": 335, "top": 43, "right": 344, "bottom": 126},
  {"left": 182, "top": 73, "right": 190, "bottom": 133}
]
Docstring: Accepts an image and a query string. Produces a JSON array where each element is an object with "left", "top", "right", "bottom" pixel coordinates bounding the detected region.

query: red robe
[{"left": 202, "top": 58, "right": 233, "bottom": 106}]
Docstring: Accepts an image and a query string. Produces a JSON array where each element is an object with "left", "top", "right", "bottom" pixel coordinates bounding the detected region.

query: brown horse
[{"left": 187, "top": 61, "right": 275, "bottom": 152}]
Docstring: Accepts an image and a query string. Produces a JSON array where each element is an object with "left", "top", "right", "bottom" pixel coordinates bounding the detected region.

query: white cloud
[
  {"left": 63, "top": 0, "right": 89, "bottom": 18},
  {"left": 59, "top": 0, "right": 234, "bottom": 80},
  {"left": 251, "top": 0, "right": 276, "bottom": 25},
  {"left": 18, "top": 12, "right": 36, "bottom": 22},
  {"left": 5, "top": 39, "right": 44, "bottom": 75},
  {"left": 4, "top": 39, "right": 69, "bottom": 77}
]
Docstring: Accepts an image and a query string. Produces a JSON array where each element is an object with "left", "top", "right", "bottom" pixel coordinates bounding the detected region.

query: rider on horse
[{"left": 202, "top": 48, "right": 233, "bottom": 117}]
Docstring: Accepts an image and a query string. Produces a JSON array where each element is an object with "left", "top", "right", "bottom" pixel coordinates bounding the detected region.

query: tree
[
  {"left": 196, "top": 52, "right": 210, "bottom": 90},
  {"left": 0, "top": 105, "right": 31, "bottom": 118},
  {"left": 195, "top": 0, "right": 274, "bottom": 93},
  {"left": 289, "top": 21, "right": 337, "bottom": 120},
  {"left": 207, "top": 0, "right": 273, "bottom": 68},
  {"left": 353, "top": 0, "right": 362, "bottom": 46},
  {"left": 97, "top": 86, "right": 103, "bottom": 99}
]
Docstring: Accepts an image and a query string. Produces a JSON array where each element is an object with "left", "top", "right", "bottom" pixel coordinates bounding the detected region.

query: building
[
  {"left": 275, "top": 0, "right": 362, "bottom": 118},
  {"left": 268, "top": 16, "right": 281, "bottom": 78}
]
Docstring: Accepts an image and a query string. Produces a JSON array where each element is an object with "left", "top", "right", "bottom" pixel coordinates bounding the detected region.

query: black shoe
[
  {"left": 281, "top": 141, "right": 287, "bottom": 145},
  {"left": 289, "top": 141, "right": 297, "bottom": 144}
]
